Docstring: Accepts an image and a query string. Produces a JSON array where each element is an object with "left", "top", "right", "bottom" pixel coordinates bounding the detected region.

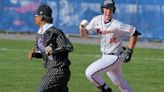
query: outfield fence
[{"left": 0, "top": 0, "right": 163, "bottom": 40}]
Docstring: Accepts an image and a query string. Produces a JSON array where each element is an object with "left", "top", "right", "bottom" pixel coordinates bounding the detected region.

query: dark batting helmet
[{"left": 100, "top": 0, "right": 116, "bottom": 14}]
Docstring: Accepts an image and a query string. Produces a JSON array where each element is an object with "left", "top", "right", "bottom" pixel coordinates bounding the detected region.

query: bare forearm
[
  {"left": 80, "top": 28, "right": 89, "bottom": 38},
  {"left": 128, "top": 36, "right": 138, "bottom": 49}
]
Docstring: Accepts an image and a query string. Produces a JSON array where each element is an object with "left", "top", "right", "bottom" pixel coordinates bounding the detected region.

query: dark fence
[{"left": 0, "top": 0, "right": 163, "bottom": 40}]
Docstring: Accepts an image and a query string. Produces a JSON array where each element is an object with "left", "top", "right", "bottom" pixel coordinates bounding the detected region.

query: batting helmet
[
  {"left": 36, "top": 4, "right": 53, "bottom": 23},
  {"left": 100, "top": 0, "right": 116, "bottom": 14}
]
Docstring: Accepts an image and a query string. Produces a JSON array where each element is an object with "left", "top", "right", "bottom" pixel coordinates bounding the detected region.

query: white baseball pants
[{"left": 85, "top": 54, "right": 134, "bottom": 92}]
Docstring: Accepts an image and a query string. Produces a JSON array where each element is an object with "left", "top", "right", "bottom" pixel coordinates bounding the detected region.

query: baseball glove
[{"left": 123, "top": 48, "right": 133, "bottom": 63}]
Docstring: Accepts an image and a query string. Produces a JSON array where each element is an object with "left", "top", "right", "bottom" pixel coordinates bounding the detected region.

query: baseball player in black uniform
[{"left": 28, "top": 5, "right": 73, "bottom": 92}]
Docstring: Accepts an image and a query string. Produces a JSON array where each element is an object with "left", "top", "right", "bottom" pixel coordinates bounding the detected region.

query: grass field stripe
[
  {"left": 0, "top": 48, "right": 9, "bottom": 51},
  {"left": 72, "top": 53, "right": 100, "bottom": 58},
  {"left": 71, "top": 54, "right": 164, "bottom": 61},
  {"left": 0, "top": 47, "right": 164, "bottom": 61},
  {"left": 133, "top": 57, "right": 164, "bottom": 61},
  {"left": 0, "top": 47, "right": 28, "bottom": 52}
]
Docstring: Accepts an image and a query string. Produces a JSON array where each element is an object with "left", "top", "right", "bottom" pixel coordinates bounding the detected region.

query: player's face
[
  {"left": 103, "top": 7, "right": 113, "bottom": 22},
  {"left": 34, "top": 15, "right": 42, "bottom": 26}
]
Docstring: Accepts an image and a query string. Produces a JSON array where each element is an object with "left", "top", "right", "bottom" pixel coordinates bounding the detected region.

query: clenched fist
[
  {"left": 28, "top": 48, "right": 42, "bottom": 60},
  {"left": 45, "top": 46, "right": 53, "bottom": 55},
  {"left": 28, "top": 48, "right": 35, "bottom": 60}
]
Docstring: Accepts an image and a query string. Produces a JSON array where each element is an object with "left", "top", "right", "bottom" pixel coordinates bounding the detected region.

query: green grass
[{"left": 0, "top": 39, "right": 164, "bottom": 92}]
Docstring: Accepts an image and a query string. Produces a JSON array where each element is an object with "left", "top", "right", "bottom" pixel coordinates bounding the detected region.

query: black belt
[{"left": 103, "top": 52, "right": 123, "bottom": 55}]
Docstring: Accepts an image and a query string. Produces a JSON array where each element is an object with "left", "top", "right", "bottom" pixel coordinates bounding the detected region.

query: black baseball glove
[{"left": 123, "top": 48, "right": 133, "bottom": 63}]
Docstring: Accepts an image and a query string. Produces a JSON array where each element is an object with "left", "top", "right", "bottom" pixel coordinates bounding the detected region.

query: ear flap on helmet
[
  {"left": 101, "top": 7, "right": 103, "bottom": 13},
  {"left": 101, "top": 6, "right": 116, "bottom": 14},
  {"left": 113, "top": 6, "right": 116, "bottom": 13}
]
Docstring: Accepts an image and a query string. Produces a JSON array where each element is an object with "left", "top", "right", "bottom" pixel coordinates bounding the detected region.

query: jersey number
[{"left": 109, "top": 37, "right": 117, "bottom": 44}]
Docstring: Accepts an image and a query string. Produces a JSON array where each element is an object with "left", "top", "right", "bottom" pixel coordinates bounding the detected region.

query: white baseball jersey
[{"left": 86, "top": 15, "right": 136, "bottom": 54}]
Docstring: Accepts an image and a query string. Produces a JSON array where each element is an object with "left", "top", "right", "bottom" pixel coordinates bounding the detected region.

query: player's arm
[
  {"left": 128, "top": 35, "right": 137, "bottom": 49},
  {"left": 124, "top": 30, "right": 141, "bottom": 63},
  {"left": 80, "top": 27, "right": 89, "bottom": 37},
  {"left": 28, "top": 48, "right": 42, "bottom": 60},
  {"left": 53, "top": 32, "right": 74, "bottom": 54},
  {"left": 128, "top": 30, "right": 141, "bottom": 49},
  {"left": 45, "top": 31, "right": 73, "bottom": 55}
]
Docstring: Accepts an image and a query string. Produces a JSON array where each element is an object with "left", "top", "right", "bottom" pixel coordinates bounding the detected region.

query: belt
[
  {"left": 103, "top": 53, "right": 115, "bottom": 55},
  {"left": 103, "top": 52, "right": 123, "bottom": 55}
]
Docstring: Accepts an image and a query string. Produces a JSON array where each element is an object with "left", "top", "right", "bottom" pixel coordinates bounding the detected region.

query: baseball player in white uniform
[{"left": 79, "top": 0, "right": 141, "bottom": 92}]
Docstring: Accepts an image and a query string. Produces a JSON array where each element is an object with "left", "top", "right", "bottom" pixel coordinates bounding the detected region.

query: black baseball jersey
[
  {"left": 36, "top": 26, "right": 73, "bottom": 92},
  {"left": 36, "top": 26, "right": 73, "bottom": 69}
]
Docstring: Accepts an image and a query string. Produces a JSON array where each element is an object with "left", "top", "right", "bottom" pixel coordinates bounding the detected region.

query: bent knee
[{"left": 85, "top": 68, "right": 93, "bottom": 79}]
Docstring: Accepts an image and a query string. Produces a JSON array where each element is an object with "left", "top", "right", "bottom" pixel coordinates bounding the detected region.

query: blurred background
[
  {"left": 0, "top": 1, "right": 164, "bottom": 92},
  {"left": 0, "top": 0, "right": 164, "bottom": 41}
]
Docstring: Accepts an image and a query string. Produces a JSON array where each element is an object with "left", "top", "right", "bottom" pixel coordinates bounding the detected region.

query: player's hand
[
  {"left": 28, "top": 48, "right": 35, "bottom": 60},
  {"left": 79, "top": 19, "right": 89, "bottom": 30},
  {"left": 45, "top": 46, "right": 53, "bottom": 55},
  {"left": 79, "top": 19, "right": 89, "bottom": 38},
  {"left": 123, "top": 48, "right": 133, "bottom": 63}
]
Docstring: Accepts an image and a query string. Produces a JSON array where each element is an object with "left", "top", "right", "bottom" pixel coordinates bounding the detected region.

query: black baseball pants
[{"left": 37, "top": 67, "right": 70, "bottom": 92}]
